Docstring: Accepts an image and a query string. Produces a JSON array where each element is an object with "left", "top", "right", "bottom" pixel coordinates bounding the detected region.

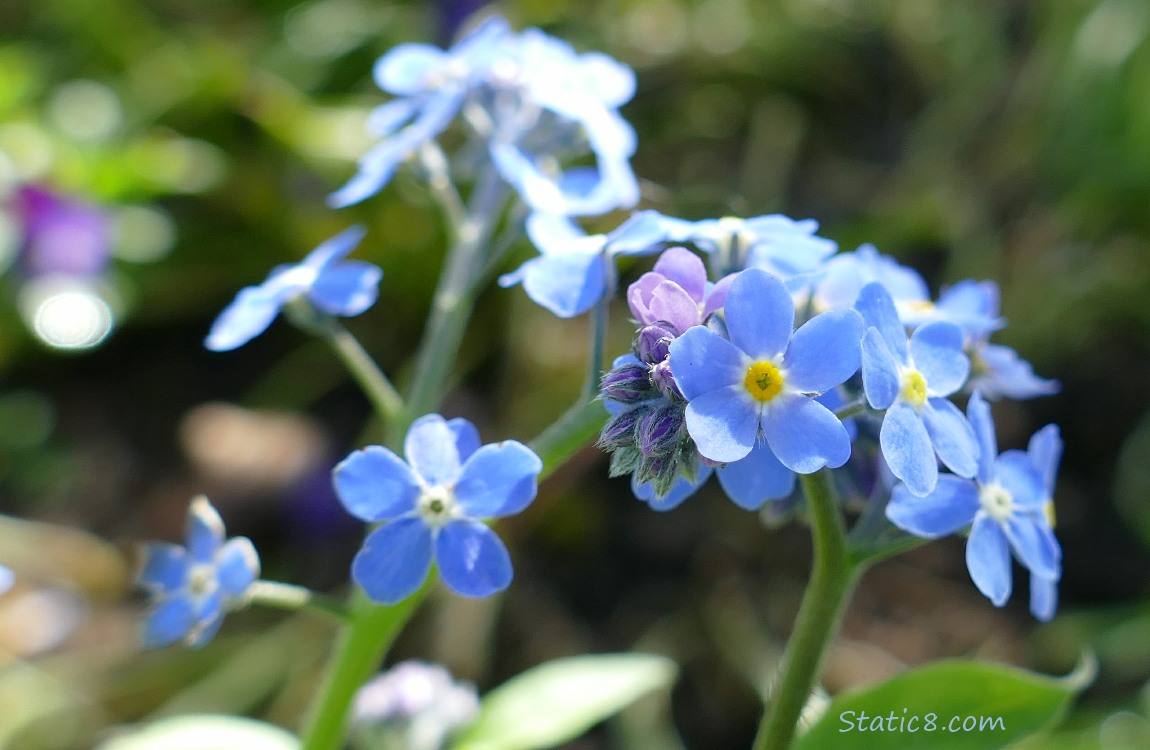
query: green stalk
[
  {"left": 529, "top": 397, "right": 609, "bottom": 481},
  {"left": 752, "top": 470, "right": 862, "bottom": 750},
  {"left": 582, "top": 294, "right": 610, "bottom": 402},
  {"left": 321, "top": 320, "right": 404, "bottom": 426}
]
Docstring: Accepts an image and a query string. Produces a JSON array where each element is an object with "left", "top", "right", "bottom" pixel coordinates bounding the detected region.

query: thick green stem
[
  {"left": 753, "top": 470, "right": 861, "bottom": 750},
  {"left": 582, "top": 295, "right": 610, "bottom": 402},
  {"left": 299, "top": 587, "right": 427, "bottom": 750}
]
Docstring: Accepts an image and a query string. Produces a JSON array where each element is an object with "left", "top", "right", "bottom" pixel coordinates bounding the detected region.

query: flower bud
[
  {"left": 598, "top": 408, "right": 643, "bottom": 451},
  {"left": 600, "top": 363, "right": 652, "bottom": 403},
  {"left": 651, "top": 360, "right": 683, "bottom": 400},
  {"left": 633, "top": 322, "right": 678, "bottom": 364},
  {"left": 638, "top": 403, "right": 683, "bottom": 456}
]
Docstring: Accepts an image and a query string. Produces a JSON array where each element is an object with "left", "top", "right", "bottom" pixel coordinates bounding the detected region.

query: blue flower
[
  {"left": 205, "top": 226, "right": 381, "bottom": 351},
  {"left": 499, "top": 211, "right": 674, "bottom": 317},
  {"left": 855, "top": 281, "right": 979, "bottom": 497},
  {"left": 334, "top": 414, "right": 543, "bottom": 603},
  {"left": 668, "top": 268, "right": 864, "bottom": 470},
  {"left": 0, "top": 564, "right": 12, "bottom": 595},
  {"left": 136, "top": 496, "right": 260, "bottom": 648},
  {"left": 814, "top": 243, "right": 930, "bottom": 314},
  {"left": 329, "top": 17, "right": 512, "bottom": 208},
  {"left": 885, "top": 392, "right": 1061, "bottom": 618},
  {"left": 352, "top": 661, "right": 479, "bottom": 750}
]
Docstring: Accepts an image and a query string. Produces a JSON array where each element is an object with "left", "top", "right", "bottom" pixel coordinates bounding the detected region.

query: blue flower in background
[
  {"left": 499, "top": 211, "right": 673, "bottom": 317},
  {"left": 885, "top": 392, "right": 1061, "bottom": 619},
  {"left": 0, "top": 564, "right": 13, "bottom": 595},
  {"left": 668, "top": 268, "right": 863, "bottom": 470},
  {"left": 137, "top": 496, "right": 260, "bottom": 648},
  {"left": 901, "top": 279, "right": 1004, "bottom": 338},
  {"left": 334, "top": 414, "right": 542, "bottom": 603},
  {"left": 329, "top": 16, "right": 512, "bottom": 208},
  {"left": 856, "top": 281, "right": 978, "bottom": 497},
  {"left": 814, "top": 243, "right": 930, "bottom": 314},
  {"left": 205, "top": 226, "right": 380, "bottom": 351}
]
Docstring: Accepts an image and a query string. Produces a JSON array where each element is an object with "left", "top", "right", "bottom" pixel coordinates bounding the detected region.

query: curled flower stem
[
  {"left": 753, "top": 470, "right": 863, "bottom": 750},
  {"left": 321, "top": 319, "right": 405, "bottom": 426},
  {"left": 299, "top": 584, "right": 430, "bottom": 750},
  {"left": 248, "top": 580, "right": 350, "bottom": 622}
]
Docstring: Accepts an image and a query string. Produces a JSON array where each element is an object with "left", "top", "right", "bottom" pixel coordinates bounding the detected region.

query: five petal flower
[
  {"left": 334, "top": 414, "right": 543, "bottom": 603},
  {"left": 136, "top": 496, "right": 260, "bottom": 648},
  {"left": 669, "top": 268, "right": 864, "bottom": 470},
  {"left": 855, "top": 281, "right": 979, "bottom": 496},
  {"left": 885, "top": 392, "right": 1061, "bottom": 618},
  {"left": 205, "top": 226, "right": 381, "bottom": 351}
]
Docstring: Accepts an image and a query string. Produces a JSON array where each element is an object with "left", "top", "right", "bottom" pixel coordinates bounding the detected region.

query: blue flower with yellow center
[
  {"left": 668, "top": 268, "right": 864, "bottom": 471},
  {"left": 855, "top": 281, "right": 979, "bottom": 497}
]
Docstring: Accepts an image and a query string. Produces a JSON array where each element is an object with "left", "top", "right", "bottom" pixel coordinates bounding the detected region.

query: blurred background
[{"left": 0, "top": 0, "right": 1148, "bottom": 747}]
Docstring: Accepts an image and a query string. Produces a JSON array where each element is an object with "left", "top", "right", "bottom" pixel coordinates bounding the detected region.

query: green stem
[
  {"left": 299, "top": 586, "right": 428, "bottom": 750},
  {"left": 321, "top": 320, "right": 404, "bottom": 426},
  {"left": 248, "top": 580, "right": 349, "bottom": 622},
  {"left": 529, "top": 397, "right": 609, "bottom": 481},
  {"left": 753, "top": 470, "right": 861, "bottom": 750},
  {"left": 583, "top": 295, "right": 610, "bottom": 402}
]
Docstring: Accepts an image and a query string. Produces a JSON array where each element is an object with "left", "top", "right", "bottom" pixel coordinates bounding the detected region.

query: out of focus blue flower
[
  {"left": 205, "top": 226, "right": 380, "bottom": 351},
  {"left": 901, "top": 279, "right": 1004, "bottom": 338},
  {"left": 885, "top": 392, "right": 1061, "bottom": 619},
  {"left": 136, "top": 496, "right": 260, "bottom": 648},
  {"left": 499, "top": 210, "right": 672, "bottom": 317},
  {"left": 332, "top": 16, "right": 640, "bottom": 217},
  {"left": 0, "top": 564, "right": 13, "bottom": 595},
  {"left": 12, "top": 184, "right": 111, "bottom": 278},
  {"left": 333, "top": 414, "right": 542, "bottom": 603},
  {"left": 669, "top": 268, "right": 863, "bottom": 470},
  {"left": 814, "top": 243, "right": 929, "bottom": 315},
  {"left": 856, "top": 281, "right": 978, "bottom": 497},
  {"left": 352, "top": 660, "right": 479, "bottom": 750}
]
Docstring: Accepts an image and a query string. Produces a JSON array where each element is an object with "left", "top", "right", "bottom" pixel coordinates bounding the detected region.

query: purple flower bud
[
  {"left": 650, "top": 359, "right": 682, "bottom": 400},
  {"left": 634, "top": 322, "right": 678, "bottom": 364},
  {"left": 598, "top": 408, "right": 643, "bottom": 450},
  {"left": 601, "top": 363, "right": 652, "bottom": 403},
  {"left": 638, "top": 403, "right": 683, "bottom": 456}
]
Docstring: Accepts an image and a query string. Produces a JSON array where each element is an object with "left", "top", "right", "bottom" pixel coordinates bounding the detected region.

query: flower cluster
[
  {"left": 588, "top": 210, "right": 1061, "bottom": 618},
  {"left": 330, "top": 16, "right": 638, "bottom": 218},
  {"left": 351, "top": 661, "right": 479, "bottom": 750},
  {"left": 136, "top": 496, "right": 260, "bottom": 648},
  {"left": 333, "top": 414, "right": 543, "bottom": 603}
]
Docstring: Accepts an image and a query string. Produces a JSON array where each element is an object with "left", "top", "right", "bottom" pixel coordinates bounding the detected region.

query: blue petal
[
  {"left": 1005, "top": 515, "right": 1060, "bottom": 580},
  {"left": 436, "top": 520, "right": 513, "bottom": 598},
  {"left": 301, "top": 225, "right": 368, "bottom": 270},
  {"left": 579, "top": 52, "right": 637, "bottom": 107},
  {"left": 405, "top": 414, "right": 465, "bottom": 486},
  {"left": 1027, "top": 424, "right": 1062, "bottom": 492},
  {"left": 716, "top": 442, "right": 795, "bottom": 509},
  {"left": 525, "top": 212, "right": 586, "bottom": 252},
  {"left": 204, "top": 285, "right": 287, "bottom": 351},
  {"left": 454, "top": 441, "right": 542, "bottom": 518},
  {"left": 309, "top": 262, "right": 382, "bottom": 316},
  {"left": 922, "top": 398, "right": 979, "bottom": 478},
  {"left": 373, "top": 44, "right": 448, "bottom": 95},
  {"left": 215, "top": 537, "right": 260, "bottom": 599},
  {"left": 724, "top": 268, "right": 794, "bottom": 360},
  {"left": 1030, "top": 574, "right": 1059, "bottom": 622},
  {"left": 683, "top": 385, "right": 759, "bottom": 463},
  {"left": 966, "top": 516, "right": 1012, "bottom": 606},
  {"left": 186, "top": 497, "right": 225, "bottom": 565},
  {"left": 352, "top": 519, "right": 434, "bottom": 604},
  {"left": 366, "top": 98, "right": 420, "bottom": 137},
  {"left": 327, "top": 140, "right": 407, "bottom": 209},
  {"left": 993, "top": 451, "right": 1045, "bottom": 510},
  {"left": 186, "top": 588, "right": 225, "bottom": 648},
  {"left": 761, "top": 393, "right": 851, "bottom": 473},
  {"left": 782, "top": 308, "right": 864, "bottom": 393},
  {"left": 667, "top": 325, "right": 747, "bottom": 401},
  {"left": 333, "top": 446, "right": 421, "bottom": 521},
  {"left": 885, "top": 476, "right": 979, "bottom": 538},
  {"left": 967, "top": 390, "right": 997, "bottom": 484},
  {"left": 632, "top": 465, "right": 712, "bottom": 511},
  {"left": 880, "top": 402, "right": 937, "bottom": 497},
  {"left": 142, "top": 596, "right": 196, "bottom": 649},
  {"left": 909, "top": 322, "right": 969, "bottom": 397},
  {"left": 138, "top": 542, "right": 189, "bottom": 594},
  {"left": 860, "top": 328, "right": 900, "bottom": 409},
  {"left": 854, "top": 282, "right": 908, "bottom": 363},
  {"left": 447, "top": 418, "right": 482, "bottom": 464},
  {"left": 971, "top": 343, "right": 1060, "bottom": 400},
  {"left": 521, "top": 251, "right": 608, "bottom": 318}
]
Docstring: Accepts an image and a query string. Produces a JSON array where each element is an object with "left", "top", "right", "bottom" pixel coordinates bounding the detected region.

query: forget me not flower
[
  {"left": 885, "top": 392, "right": 1061, "bottom": 619},
  {"left": 205, "top": 226, "right": 381, "bottom": 351},
  {"left": 136, "top": 496, "right": 260, "bottom": 648},
  {"left": 334, "top": 414, "right": 542, "bottom": 603},
  {"left": 814, "top": 243, "right": 930, "bottom": 315},
  {"left": 352, "top": 661, "right": 479, "bottom": 750},
  {"left": 856, "top": 281, "right": 978, "bottom": 497},
  {"left": 499, "top": 210, "right": 673, "bottom": 317},
  {"left": 668, "top": 268, "right": 864, "bottom": 470}
]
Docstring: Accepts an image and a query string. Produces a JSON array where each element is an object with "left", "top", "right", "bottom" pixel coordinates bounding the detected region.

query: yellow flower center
[
  {"left": 744, "top": 361, "right": 783, "bottom": 403},
  {"left": 900, "top": 369, "right": 928, "bottom": 407}
]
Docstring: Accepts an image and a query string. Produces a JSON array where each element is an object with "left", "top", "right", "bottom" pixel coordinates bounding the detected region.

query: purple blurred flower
[{"left": 12, "top": 185, "right": 111, "bottom": 278}]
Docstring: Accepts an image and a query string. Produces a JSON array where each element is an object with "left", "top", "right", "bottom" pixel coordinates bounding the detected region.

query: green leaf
[
  {"left": 96, "top": 714, "right": 299, "bottom": 750},
  {"left": 794, "top": 657, "right": 1094, "bottom": 750},
  {"left": 451, "top": 653, "right": 678, "bottom": 750}
]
